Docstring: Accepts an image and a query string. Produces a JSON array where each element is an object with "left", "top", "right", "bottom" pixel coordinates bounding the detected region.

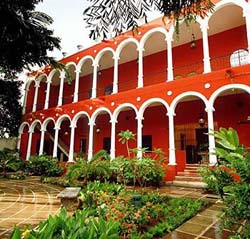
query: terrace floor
[{"left": 0, "top": 177, "right": 232, "bottom": 239}]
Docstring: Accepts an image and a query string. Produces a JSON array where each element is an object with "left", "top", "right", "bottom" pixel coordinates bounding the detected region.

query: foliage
[
  {"left": 0, "top": 148, "right": 25, "bottom": 176},
  {"left": 0, "top": 80, "right": 22, "bottom": 137},
  {"left": 27, "top": 155, "right": 63, "bottom": 177},
  {"left": 83, "top": 0, "right": 214, "bottom": 40},
  {"left": 200, "top": 127, "right": 250, "bottom": 237},
  {"left": 10, "top": 208, "right": 120, "bottom": 239},
  {"left": 0, "top": 0, "right": 60, "bottom": 78},
  {"left": 118, "top": 130, "right": 136, "bottom": 158},
  {"left": 66, "top": 150, "right": 110, "bottom": 184}
]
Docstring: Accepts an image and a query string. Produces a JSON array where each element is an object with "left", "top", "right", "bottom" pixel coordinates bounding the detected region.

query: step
[
  {"left": 177, "top": 172, "right": 200, "bottom": 177},
  {"left": 170, "top": 180, "right": 207, "bottom": 189},
  {"left": 174, "top": 176, "right": 203, "bottom": 182}
]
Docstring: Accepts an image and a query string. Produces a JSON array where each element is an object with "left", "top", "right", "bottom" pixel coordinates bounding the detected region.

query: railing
[{"left": 26, "top": 53, "right": 249, "bottom": 113}]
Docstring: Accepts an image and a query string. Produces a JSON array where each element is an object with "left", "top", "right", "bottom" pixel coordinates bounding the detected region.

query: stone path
[
  {"left": 0, "top": 178, "right": 231, "bottom": 239},
  {"left": 0, "top": 177, "right": 62, "bottom": 238}
]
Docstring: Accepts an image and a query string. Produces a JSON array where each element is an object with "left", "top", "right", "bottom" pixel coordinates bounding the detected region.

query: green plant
[
  {"left": 118, "top": 130, "right": 136, "bottom": 158},
  {"left": 0, "top": 148, "right": 25, "bottom": 176},
  {"left": 27, "top": 155, "right": 63, "bottom": 177}
]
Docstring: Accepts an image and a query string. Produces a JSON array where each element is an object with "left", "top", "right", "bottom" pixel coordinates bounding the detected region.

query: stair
[{"left": 171, "top": 164, "right": 207, "bottom": 188}]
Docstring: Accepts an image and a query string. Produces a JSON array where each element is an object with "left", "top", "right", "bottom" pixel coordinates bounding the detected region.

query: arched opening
[
  {"left": 49, "top": 70, "right": 60, "bottom": 108},
  {"left": 213, "top": 89, "right": 250, "bottom": 147},
  {"left": 30, "top": 121, "right": 42, "bottom": 157},
  {"left": 43, "top": 119, "right": 56, "bottom": 156},
  {"left": 36, "top": 75, "right": 47, "bottom": 111},
  {"left": 63, "top": 64, "right": 76, "bottom": 104},
  {"left": 174, "top": 96, "right": 208, "bottom": 164},
  {"left": 143, "top": 31, "right": 167, "bottom": 86},
  {"left": 208, "top": 4, "right": 246, "bottom": 70},
  {"left": 78, "top": 57, "right": 94, "bottom": 100},
  {"left": 26, "top": 81, "right": 35, "bottom": 113},
  {"left": 96, "top": 50, "right": 114, "bottom": 97},
  {"left": 118, "top": 42, "right": 138, "bottom": 92},
  {"left": 172, "top": 21, "right": 202, "bottom": 78},
  {"left": 19, "top": 124, "right": 29, "bottom": 160}
]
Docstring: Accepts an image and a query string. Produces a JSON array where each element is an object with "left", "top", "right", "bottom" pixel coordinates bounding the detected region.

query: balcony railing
[{"left": 28, "top": 53, "right": 249, "bottom": 113}]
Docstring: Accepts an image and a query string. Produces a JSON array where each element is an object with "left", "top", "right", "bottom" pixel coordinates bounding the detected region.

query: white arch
[
  {"left": 41, "top": 117, "right": 56, "bottom": 131},
  {"left": 18, "top": 122, "right": 30, "bottom": 134},
  {"left": 209, "top": 84, "right": 250, "bottom": 106},
  {"left": 170, "top": 91, "right": 209, "bottom": 113},
  {"left": 140, "top": 27, "right": 168, "bottom": 49},
  {"left": 113, "top": 103, "right": 139, "bottom": 121},
  {"left": 139, "top": 98, "right": 170, "bottom": 117},
  {"left": 47, "top": 68, "right": 60, "bottom": 83},
  {"left": 95, "top": 47, "right": 116, "bottom": 65},
  {"left": 35, "top": 73, "right": 48, "bottom": 84},
  {"left": 116, "top": 38, "right": 140, "bottom": 57},
  {"left": 30, "top": 119, "right": 42, "bottom": 132},
  {"left": 90, "top": 107, "right": 112, "bottom": 124},
  {"left": 77, "top": 55, "right": 94, "bottom": 69},
  {"left": 65, "top": 61, "right": 77, "bottom": 68},
  {"left": 55, "top": 114, "right": 72, "bottom": 128},
  {"left": 72, "top": 111, "right": 90, "bottom": 127}
]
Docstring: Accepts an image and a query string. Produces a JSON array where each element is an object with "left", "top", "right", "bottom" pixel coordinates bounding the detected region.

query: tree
[
  {"left": 83, "top": 0, "right": 214, "bottom": 40},
  {"left": 118, "top": 130, "right": 136, "bottom": 158},
  {"left": 0, "top": 0, "right": 61, "bottom": 78},
  {"left": 0, "top": 79, "right": 22, "bottom": 137}
]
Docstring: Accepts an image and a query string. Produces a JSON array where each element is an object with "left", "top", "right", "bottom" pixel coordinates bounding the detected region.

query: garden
[{"left": 0, "top": 129, "right": 249, "bottom": 238}]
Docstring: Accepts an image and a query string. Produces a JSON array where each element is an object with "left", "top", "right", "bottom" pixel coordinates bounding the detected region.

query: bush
[{"left": 27, "top": 155, "right": 63, "bottom": 177}]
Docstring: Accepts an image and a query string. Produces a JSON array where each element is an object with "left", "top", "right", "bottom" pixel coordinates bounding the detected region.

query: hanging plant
[{"left": 83, "top": 0, "right": 214, "bottom": 40}]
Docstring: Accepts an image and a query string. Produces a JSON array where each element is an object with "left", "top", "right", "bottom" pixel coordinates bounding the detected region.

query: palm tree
[
  {"left": 118, "top": 130, "right": 136, "bottom": 158},
  {"left": 83, "top": 0, "right": 214, "bottom": 40}
]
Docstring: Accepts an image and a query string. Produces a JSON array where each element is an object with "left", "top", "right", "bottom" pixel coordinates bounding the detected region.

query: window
[
  {"left": 103, "top": 137, "right": 111, "bottom": 153},
  {"left": 230, "top": 49, "right": 249, "bottom": 67},
  {"left": 142, "top": 135, "right": 152, "bottom": 151},
  {"left": 104, "top": 85, "right": 113, "bottom": 95}
]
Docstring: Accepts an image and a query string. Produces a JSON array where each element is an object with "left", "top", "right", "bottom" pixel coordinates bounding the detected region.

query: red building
[{"left": 18, "top": 0, "right": 250, "bottom": 180}]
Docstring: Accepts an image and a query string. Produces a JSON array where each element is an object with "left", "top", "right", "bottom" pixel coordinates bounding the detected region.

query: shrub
[{"left": 27, "top": 155, "right": 63, "bottom": 177}]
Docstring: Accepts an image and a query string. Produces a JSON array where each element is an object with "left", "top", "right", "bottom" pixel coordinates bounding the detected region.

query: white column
[
  {"left": 87, "top": 122, "right": 95, "bottom": 161},
  {"left": 110, "top": 119, "right": 117, "bottom": 160},
  {"left": 26, "top": 129, "right": 34, "bottom": 160},
  {"left": 200, "top": 19, "right": 211, "bottom": 73},
  {"left": 137, "top": 46, "right": 144, "bottom": 88},
  {"left": 52, "top": 126, "right": 60, "bottom": 158},
  {"left": 136, "top": 116, "right": 143, "bottom": 159},
  {"left": 58, "top": 71, "right": 66, "bottom": 106},
  {"left": 16, "top": 134, "right": 22, "bottom": 158},
  {"left": 44, "top": 79, "right": 51, "bottom": 109},
  {"left": 167, "top": 111, "right": 176, "bottom": 165},
  {"left": 39, "top": 129, "right": 46, "bottom": 156},
  {"left": 112, "top": 55, "right": 119, "bottom": 94},
  {"left": 91, "top": 62, "right": 98, "bottom": 98},
  {"left": 68, "top": 123, "right": 76, "bottom": 162},
  {"left": 22, "top": 88, "right": 29, "bottom": 114},
  {"left": 243, "top": 7, "right": 250, "bottom": 63},
  {"left": 73, "top": 67, "right": 81, "bottom": 102},
  {"left": 166, "top": 35, "right": 174, "bottom": 81},
  {"left": 32, "top": 81, "right": 40, "bottom": 112},
  {"left": 205, "top": 106, "right": 217, "bottom": 165}
]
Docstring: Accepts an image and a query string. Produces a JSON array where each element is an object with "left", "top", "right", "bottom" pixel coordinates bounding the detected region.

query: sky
[{"left": 36, "top": 0, "right": 97, "bottom": 59}]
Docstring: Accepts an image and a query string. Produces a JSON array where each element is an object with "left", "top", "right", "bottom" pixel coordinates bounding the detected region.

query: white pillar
[
  {"left": 73, "top": 67, "right": 81, "bottom": 102},
  {"left": 136, "top": 116, "right": 143, "bottom": 159},
  {"left": 87, "top": 122, "right": 95, "bottom": 161},
  {"left": 39, "top": 129, "right": 46, "bottom": 156},
  {"left": 68, "top": 123, "right": 76, "bottom": 162},
  {"left": 32, "top": 81, "right": 40, "bottom": 112},
  {"left": 243, "top": 7, "right": 250, "bottom": 63},
  {"left": 112, "top": 55, "right": 119, "bottom": 94},
  {"left": 110, "top": 119, "right": 117, "bottom": 160},
  {"left": 52, "top": 126, "right": 60, "bottom": 158},
  {"left": 44, "top": 79, "right": 51, "bottom": 109},
  {"left": 16, "top": 134, "right": 22, "bottom": 158},
  {"left": 166, "top": 34, "right": 174, "bottom": 81},
  {"left": 167, "top": 111, "right": 176, "bottom": 165},
  {"left": 200, "top": 19, "right": 211, "bottom": 73},
  {"left": 205, "top": 106, "right": 217, "bottom": 165},
  {"left": 91, "top": 62, "right": 98, "bottom": 98},
  {"left": 137, "top": 46, "right": 144, "bottom": 88},
  {"left": 26, "top": 129, "right": 34, "bottom": 160},
  {"left": 58, "top": 71, "right": 66, "bottom": 106},
  {"left": 22, "top": 88, "right": 29, "bottom": 114}
]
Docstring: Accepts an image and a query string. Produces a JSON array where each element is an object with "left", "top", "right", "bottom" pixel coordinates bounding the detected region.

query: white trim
[
  {"left": 90, "top": 107, "right": 113, "bottom": 124},
  {"left": 116, "top": 38, "right": 140, "bottom": 57},
  {"left": 55, "top": 114, "right": 72, "bottom": 128},
  {"left": 77, "top": 55, "right": 95, "bottom": 69},
  {"left": 30, "top": 119, "right": 42, "bottom": 132},
  {"left": 71, "top": 111, "right": 90, "bottom": 128},
  {"left": 113, "top": 103, "right": 139, "bottom": 121},
  {"left": 18, "top": 122, "right": 30, "bottom": 134},
  {"left": 95, "top": 47, "right": 116, "bottom": 65},
  {"left": 41, "top": 117, "right": 56, "bottom": 131}
]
